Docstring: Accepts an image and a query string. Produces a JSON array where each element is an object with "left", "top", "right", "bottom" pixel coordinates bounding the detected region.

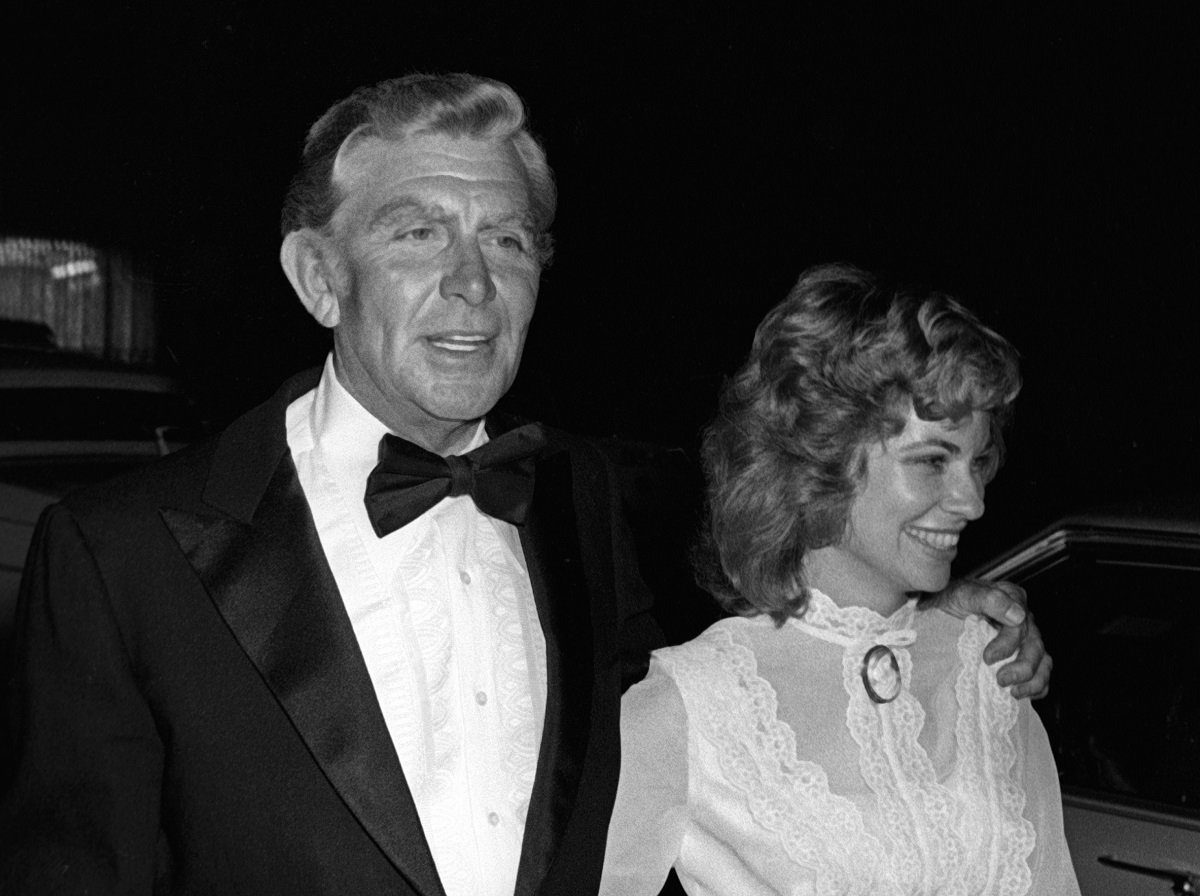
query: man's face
[{"left": 324, "top": 133, "right": 541, "bottom": 447}]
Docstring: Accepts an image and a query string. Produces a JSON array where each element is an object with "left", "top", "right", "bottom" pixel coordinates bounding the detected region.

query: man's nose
[
  {"left": 439, "top": 239, "right": 496, "bottom": 306},
  {"left": 945, "top": 469, "right": 985, "bottom": 521}
]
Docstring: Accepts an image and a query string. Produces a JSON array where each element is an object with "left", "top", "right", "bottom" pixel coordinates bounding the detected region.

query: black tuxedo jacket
[{"left": 0, "top": 370, "right": 663, "bottom": 895}]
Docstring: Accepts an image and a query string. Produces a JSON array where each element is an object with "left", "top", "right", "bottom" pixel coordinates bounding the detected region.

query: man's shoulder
[
  {"left": 531, "top": 421, "right": 693, "bottom": 481},
  {"left": 59, "top": 431, "right": 219, "bottom": 523},
  {"left": 60, "top": 369, "right": 315, "bottom": 522},
  {"left": 534, "top": 425, "right": 699, "bottom": 512},
  {"left": 492, "top": 416, "right": 610, "bottom": 483},
  {"left": 532, "top": 420, "right": 595, "bottom": 455}
]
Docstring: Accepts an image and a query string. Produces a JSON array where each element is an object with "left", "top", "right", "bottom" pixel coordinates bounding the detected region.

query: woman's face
[{"left": 816, "top": 404, "right": 993, "bottom": 609}]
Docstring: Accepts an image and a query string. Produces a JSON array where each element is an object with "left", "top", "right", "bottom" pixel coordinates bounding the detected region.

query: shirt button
[
  {"left": 487, "top": 812, "right": 500, "bottom": 826},
  {"left": 475, "top": 691, "right": 488, "bottom": 706},
  {"left": 459, "top": 570, "right": 472, "bottom": 585}
]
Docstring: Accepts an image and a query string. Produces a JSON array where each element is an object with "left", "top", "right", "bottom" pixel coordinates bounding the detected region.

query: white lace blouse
[{"left": 600, "top": 590, "right": 1080, "bottom": 895}]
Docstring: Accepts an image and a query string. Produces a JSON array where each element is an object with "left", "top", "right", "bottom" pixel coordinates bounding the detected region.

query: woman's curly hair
[{"left": 696, "top": 263, "right": 1021, "bottom": 624}]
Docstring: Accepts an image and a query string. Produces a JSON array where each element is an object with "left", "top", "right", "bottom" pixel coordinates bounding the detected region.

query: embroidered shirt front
[{"left": 287, "top": 356, "right": 547, "bottom": 896}]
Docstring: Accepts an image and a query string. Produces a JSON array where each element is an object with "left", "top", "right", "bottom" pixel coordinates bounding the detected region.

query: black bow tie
[{"left": 364, "top": 423, "right": 546, "bottom": 537}]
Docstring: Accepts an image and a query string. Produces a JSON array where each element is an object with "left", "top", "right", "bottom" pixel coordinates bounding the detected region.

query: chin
[
  {"left": 423, "top": 382, "right": 506, "bottom": 423},
  {"left": 920, "top": 575, "right": 952, "bottom": 594},
  {"left": 907, "top": 567, "right": 952, "bottom": 595}
]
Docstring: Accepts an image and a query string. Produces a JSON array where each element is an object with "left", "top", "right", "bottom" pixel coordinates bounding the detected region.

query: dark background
[{"left": 2, "top": 3, "right": 1197, "bottom": 572}]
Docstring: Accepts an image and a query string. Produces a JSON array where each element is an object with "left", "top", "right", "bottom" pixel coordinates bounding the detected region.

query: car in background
[
  {"left": 1, "top": 327, "right": 203, "bottom": 651},
  {"left": 972, "top": 507, "right": 1200, "bottom": 895}
]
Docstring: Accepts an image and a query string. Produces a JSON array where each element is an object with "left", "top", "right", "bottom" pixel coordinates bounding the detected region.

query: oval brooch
[{"left": 861, "top": 644, "right": 902, "bottom": 704}]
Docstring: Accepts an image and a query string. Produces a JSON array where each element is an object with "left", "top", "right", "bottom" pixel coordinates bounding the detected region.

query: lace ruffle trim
[{"left": 792, "top": 588, "right": 917, "bottom": 646}]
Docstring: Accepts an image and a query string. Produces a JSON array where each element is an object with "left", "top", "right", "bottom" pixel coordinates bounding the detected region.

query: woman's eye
[
  {"left": 400, "top": 227, "right": 433, "bottom": 241},
  {"left": 919, "top": 456, "right": 948, "bottom": 472}
]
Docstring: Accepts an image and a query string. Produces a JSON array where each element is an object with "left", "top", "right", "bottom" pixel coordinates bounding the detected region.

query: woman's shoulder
[
  {"left": 653, "top": 614, "right": 767, "bottom": 659},
  {"left": 637, "top": 616, "right": 784, "bottom": 737},
  {"left": 912, "top": 606, "right": 1013, "bottom": 697},
  {"left": 645, "top": 615, "right": 779, "bottom": 693},
  {"left": 913, "top": 600, "right": 1005, "bottom": 643}
]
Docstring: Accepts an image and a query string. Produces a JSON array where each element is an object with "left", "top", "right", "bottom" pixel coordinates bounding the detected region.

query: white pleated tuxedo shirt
[{"left": 286, "top": 356, "right": 548, "bottom": 896}]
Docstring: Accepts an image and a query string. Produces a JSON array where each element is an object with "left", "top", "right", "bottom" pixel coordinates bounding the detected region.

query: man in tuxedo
[{"left": 0, "top": 73, "right": 1048, "bottom": 895}]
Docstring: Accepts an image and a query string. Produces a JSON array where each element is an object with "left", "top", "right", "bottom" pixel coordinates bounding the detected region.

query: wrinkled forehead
[{"left": 331, "top": 132, "right": 531, "bottom": 203}]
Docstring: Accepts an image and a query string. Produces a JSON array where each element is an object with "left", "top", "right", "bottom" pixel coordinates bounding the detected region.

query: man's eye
[
  {"left": 971, "top": 453, "right": 995, "bottom": 472},
  {"left": 494, "top": 233, "right": 527, "bottom": 252},
  {"left": 917, "top": 456, "right": 948, "bottom": 472},
  {"left": 399, "top": 227, "right": 434, "bottom": 241}
]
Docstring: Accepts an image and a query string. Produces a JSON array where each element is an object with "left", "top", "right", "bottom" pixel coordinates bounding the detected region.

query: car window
[{"left": 1017, "top": 544, "right": 1200, "bottom": 820}]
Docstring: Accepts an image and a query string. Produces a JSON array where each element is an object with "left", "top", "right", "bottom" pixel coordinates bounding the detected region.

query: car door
[{"left": 978, "top": 523, "right": 1200, "bottom": 894}]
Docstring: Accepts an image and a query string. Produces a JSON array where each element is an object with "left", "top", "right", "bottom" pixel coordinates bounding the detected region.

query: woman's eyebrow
[{"left": 899, "top": 438, "right": 963, "bottom": 455}]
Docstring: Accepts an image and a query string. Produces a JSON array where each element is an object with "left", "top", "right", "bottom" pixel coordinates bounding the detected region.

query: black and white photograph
[{"left": 2, "top": 5, "right": 1197, "bottom": 894}]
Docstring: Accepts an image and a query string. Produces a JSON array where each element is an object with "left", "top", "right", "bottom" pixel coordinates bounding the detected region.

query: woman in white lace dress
[{"left": 600, "top": 265, "right": 1079, "bottom": 895}]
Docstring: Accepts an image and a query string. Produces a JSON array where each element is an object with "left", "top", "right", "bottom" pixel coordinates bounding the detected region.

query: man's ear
[{"left": 280, "top": 229, "right": 342, "bottom": 329}]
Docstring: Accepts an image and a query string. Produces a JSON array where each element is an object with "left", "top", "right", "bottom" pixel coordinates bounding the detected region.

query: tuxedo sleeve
[{"left": 1, "top": 503, "right": 163, "bottom": 894}]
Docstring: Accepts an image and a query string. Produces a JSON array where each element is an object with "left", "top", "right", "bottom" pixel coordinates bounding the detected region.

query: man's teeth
[
  {"left": 430, "top": 336, "right": 488, "bottom": 351},
  {"left": 906, "top": 528, "right": 960, "bottom": 550}
]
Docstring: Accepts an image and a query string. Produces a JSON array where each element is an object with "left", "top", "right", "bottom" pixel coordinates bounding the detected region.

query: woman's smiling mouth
[{"left": 904, "top": 527, "right": 962, "bottom": 552}]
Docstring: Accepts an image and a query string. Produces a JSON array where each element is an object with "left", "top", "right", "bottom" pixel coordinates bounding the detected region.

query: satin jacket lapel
[
  {"left": 512, "top": 445, "right": 594, "bottom": 896},
  {"left": 160, "top": 374, "right": 446, "bottom": 896}
]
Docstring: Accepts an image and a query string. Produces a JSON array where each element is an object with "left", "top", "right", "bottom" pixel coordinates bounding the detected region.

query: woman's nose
[{"left": 945, "top": 469, "right": 986, "bottom": 520}]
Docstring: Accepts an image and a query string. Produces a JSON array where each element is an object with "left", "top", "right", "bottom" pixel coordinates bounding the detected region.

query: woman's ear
[{"left": 280, "top": 229, "right": 342, "bottom": 329}]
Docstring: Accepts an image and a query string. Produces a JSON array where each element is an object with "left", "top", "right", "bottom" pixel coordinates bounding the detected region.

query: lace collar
[{"left": 790, "top": 587, "right": 918, "bottom": 647}]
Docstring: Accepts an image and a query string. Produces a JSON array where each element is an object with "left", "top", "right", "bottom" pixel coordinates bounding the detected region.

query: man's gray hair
[{"left": 281, "top": 73, "right": 556, "bottom": 263}]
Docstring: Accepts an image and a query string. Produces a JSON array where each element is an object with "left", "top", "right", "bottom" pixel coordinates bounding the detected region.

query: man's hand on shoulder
[{"left": 923, "top": 579, "right": 1052, "bottom": 700}]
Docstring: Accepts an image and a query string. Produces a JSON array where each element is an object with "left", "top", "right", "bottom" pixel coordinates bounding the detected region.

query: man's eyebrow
[
  {"left": 483, "top": 210, "right": 537, "bottom": 231},
  {"left": 368, "top": 198, "right": 445, "bottom": 231},
  {"left": 367, "top": 201, "right": 535, "bottom": 233}
]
